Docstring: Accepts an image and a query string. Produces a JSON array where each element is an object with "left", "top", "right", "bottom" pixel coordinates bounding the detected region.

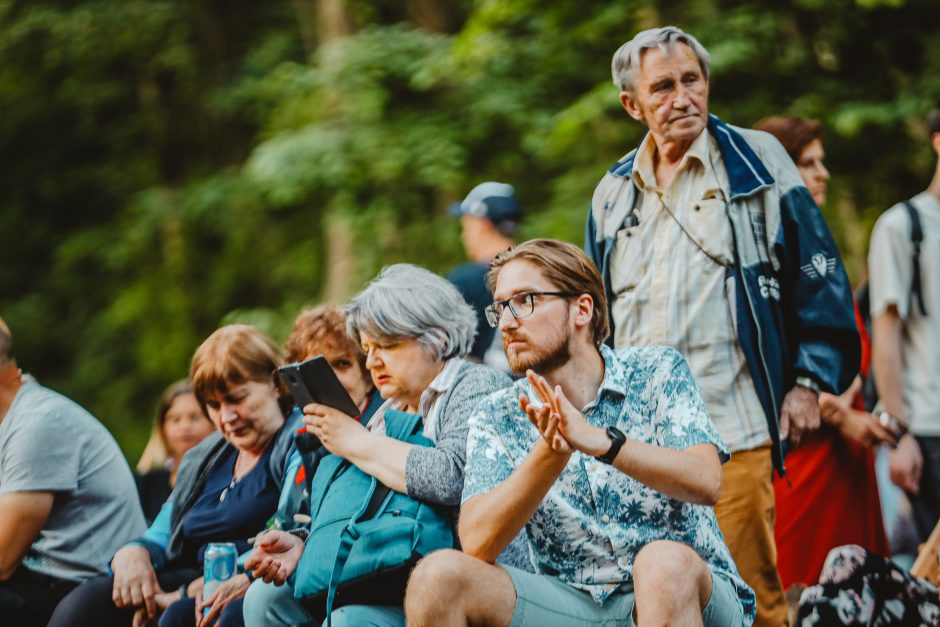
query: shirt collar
[
  {"left": 426, "top": 357, "right": 464, "bottom": 395},
  {"left": 417, "top": 357, "right": 465, "bottom": 414},
  {"left": 596, "top": 344, "right": 627, "bottom": 400},
  {"left": 631, "top": 128, "right": 710, "bottom": 191}
]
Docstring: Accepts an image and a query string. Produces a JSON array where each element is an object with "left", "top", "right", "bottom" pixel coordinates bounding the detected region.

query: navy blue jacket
[{"left": 585, "top": 115, "right": 860, "bottom": 474}]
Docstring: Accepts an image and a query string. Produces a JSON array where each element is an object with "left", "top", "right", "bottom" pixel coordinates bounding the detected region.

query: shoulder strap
[
  {"left": 902, "top": 200, "right": 928, "bottom": 317},
  {"left": 383, "top": 409, "right": 423, "bottom": 441}
]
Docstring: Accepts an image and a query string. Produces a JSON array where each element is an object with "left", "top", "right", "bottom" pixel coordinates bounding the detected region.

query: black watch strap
[
  {"left": 287, "top": 527, "right": 310, "bottom": 542},
  {"left": 596, "top": 426, "right": 626, "bottom": 464}
]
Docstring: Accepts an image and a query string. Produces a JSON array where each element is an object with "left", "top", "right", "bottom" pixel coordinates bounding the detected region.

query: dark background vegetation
[{"left": 2, "top": 0, "right": 938, "bottom": 458}]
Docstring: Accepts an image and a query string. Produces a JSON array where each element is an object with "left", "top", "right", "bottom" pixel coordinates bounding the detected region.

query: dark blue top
[
  {"left": 180, "top": 444, "right": 279, "bottom": 565},
  {"left": 446, "top": 261, "right": 494, "bottom": 361}
]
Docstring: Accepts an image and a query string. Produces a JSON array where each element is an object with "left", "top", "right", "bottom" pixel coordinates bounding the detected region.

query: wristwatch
[
  {"left": 596, "top": 426, "right": 626, "bottom": 464},
  {"left": 794, "top": 375, "right": 821, "bottom": 396},
  {"left": 287, "top": 527, "right": 310, "bottom": 542},
  {"left": 877, "top": 410, "right": 909, "bottom": 437}
]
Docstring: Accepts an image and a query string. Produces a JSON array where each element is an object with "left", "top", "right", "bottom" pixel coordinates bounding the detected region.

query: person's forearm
[
  {"left": 0, "top": 491, "right": 54, "bottom": 580},
  {"left": 610, "top": 440, "right": 721, "bottom": 505},
  {"left": 344, "top": 433, "right": 411, "bottom": 494},
  {"left": 459, "top": 439, "right": 569, "bottom": 563},
  {"left": 872, "top": 312, "right": 906, "bottom": 419}
]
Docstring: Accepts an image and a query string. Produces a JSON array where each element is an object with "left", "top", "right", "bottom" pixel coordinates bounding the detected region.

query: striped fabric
[
  {"left": 417, "top": 357, "right": 467, "bottom": 441},
  {"left": 609, "top": 130, "right": 768, "bottom": 453}
]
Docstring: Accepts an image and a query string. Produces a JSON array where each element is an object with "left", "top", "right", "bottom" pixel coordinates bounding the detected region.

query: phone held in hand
[{"left": 278, "top": 356, "right": 360, "bottom": 417}]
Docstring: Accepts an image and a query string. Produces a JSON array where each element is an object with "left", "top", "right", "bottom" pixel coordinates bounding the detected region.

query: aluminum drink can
[{"left": 203, "top": 542, "right": 238, "bottom": 612}]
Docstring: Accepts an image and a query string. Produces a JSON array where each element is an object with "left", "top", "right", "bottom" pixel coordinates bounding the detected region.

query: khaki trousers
[{"left": 714, "top": 442, "right": 788, "bottom": 627}]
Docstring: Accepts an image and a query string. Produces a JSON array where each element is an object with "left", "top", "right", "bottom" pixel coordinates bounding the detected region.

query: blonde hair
[
  {"left": 487, "top": 239, "right": 610, "bottom": 346},
  {"left": 136, "top": 379, "right": 204, "bottom": 473},
  {"left": 190, "top": 324, "right": 287, "bottom": 412}
]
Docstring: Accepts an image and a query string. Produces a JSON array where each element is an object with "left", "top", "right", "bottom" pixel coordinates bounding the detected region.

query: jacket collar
[{"left": 607, "top": 114, "right": 774, "bottom": 200}]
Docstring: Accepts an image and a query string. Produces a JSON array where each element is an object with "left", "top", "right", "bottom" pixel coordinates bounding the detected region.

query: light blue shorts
[{"left": 503, "top": 565, "right": 745, "bottom": 626}]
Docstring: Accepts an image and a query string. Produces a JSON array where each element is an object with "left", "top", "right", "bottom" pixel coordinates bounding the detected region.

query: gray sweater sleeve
[{"left": 404, "top": 363, "right": 512, "bottom": 506}]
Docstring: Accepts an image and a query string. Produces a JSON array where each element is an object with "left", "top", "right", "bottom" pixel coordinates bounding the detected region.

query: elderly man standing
[{"left": 585, "top": 27, "right": 859, "bottom": 625}]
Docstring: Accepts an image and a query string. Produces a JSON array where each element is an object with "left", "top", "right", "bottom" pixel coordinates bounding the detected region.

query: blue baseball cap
[{"left": 448, "top": 182, "right": 521, "bottom": 224}]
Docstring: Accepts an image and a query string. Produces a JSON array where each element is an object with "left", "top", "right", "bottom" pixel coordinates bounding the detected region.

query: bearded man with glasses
[{"left": 404, "top": 239, "right": 755, "bottom": 626}]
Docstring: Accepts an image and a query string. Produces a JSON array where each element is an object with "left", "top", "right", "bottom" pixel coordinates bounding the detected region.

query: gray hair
[
  {"left": 611, "top": 26, "right": 710, "bottom": 94},
  {"left": 344, "top": 264, "right": 477, "bottom": 361}
]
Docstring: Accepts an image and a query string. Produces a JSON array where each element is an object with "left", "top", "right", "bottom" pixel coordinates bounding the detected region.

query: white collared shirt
[
  {"left": 609, "top": 130, "right": 768, "bottom": 452},
  {"left": 365, "top": 357, "right": 466, "bottom": 441}
]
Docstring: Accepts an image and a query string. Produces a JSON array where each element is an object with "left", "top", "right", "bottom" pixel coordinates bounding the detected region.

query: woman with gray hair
[
  {"left": 242, "top": 264, "right": 519, "bottom": 627},
  {"left": 305, "top": 263, "right": 491, "bottom": 504}
]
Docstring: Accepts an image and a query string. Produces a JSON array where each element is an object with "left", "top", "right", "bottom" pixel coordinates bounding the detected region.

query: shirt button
[{"left": 602, "top": 514, "right": 610, "bottom": 523}]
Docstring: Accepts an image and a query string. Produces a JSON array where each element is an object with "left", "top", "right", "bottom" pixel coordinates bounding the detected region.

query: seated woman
[
  {"left": 243, "top": 264, "right": 518, "bottom": 627},
  {"left": 284, "top": 305, "right": 383, "bottom": 428},
  {"left": 48, "top": 325, "right": 301, "bottom": 627},
  {"left": 266, "top": 305, "right": 386, "bottom": 532},
  {"left": 135, "top": 380, "right": 215, "bottom": 523}
]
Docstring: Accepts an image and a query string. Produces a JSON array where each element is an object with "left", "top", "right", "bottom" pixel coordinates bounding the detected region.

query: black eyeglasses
[{"left": 484, "top": 291, "right": 580, "bottom": 328}]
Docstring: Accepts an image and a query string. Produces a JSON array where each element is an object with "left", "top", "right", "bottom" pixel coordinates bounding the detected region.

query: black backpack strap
[{"left": 902, "top": 200, "right": 928, "bottom": 317}]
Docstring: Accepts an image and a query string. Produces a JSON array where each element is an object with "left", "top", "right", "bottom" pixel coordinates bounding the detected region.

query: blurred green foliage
[{"left": 2, "top": 0, "right": 938, "bottom": 458}]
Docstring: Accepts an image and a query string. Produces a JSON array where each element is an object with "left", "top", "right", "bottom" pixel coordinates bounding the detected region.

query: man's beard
[{"left": 503, "top": 311, "right": 572, "bottom": 376}]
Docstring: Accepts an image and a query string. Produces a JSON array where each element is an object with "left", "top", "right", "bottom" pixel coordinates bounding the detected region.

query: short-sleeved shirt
[
  {"left": 462, "top": 344, "right": 755, "bottom": 622},
  {"left": 609, "top": 130, "right": 767, "bottom": 453},
  {"left": 0, "top": 379, "right": 147, "bottom": 581},
  {"left": 868, "top": 191, "right": 940, "bottom": 435}
]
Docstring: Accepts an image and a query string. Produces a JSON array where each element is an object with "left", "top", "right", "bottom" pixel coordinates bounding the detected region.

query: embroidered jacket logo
[
  {"left": 802, "top": 253, "right": 836, "bottom": 279},
  {"left": 758, "top": 276, "right": 781, "bottom": 300}
]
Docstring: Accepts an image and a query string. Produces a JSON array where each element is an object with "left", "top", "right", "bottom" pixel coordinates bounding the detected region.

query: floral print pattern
[
  {"left": 462, "top": 344, "right": 755, "bottom": 622},
  {"left": 798, "top": 545, "right": 940, "bottom": 626}
]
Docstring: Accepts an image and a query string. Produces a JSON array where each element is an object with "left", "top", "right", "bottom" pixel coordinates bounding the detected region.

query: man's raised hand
[{"left": 522, "top": 370, "right": 611, "bottom": 457}]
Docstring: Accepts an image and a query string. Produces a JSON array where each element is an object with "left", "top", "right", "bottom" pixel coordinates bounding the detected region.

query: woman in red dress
[{"left": 755, "top": 116, "right": 897, "bottom": 589}]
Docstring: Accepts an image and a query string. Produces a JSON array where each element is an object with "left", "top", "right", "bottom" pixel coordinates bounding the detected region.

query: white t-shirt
[
  {"left": 0, "top": 379, "right": 146, "bottom": 581},
  {"left": 868, "top": 191, "right": 940, "bottom": 435}
]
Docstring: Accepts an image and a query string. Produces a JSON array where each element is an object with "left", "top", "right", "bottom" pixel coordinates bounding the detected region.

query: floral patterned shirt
[{"left": 462, "top": 344, "right": 755, "bottom": 622}]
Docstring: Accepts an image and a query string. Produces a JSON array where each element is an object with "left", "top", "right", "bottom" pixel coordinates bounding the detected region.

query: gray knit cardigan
[{"left": 403, "top": 360, "right": 511, "bottom": 507}]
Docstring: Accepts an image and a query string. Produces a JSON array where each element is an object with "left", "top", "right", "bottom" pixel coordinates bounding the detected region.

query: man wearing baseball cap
[{"left": 447, "top": 182, "right": 521, "bottom": 370}]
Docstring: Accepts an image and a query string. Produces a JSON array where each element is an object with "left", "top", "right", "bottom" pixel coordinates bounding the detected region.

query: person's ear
[
  {"left": 573, "top": 294, "right": 595, "bottom": 331},
  {"left": 620, "top": 91, "right": 644, "bottom": 122},
  {"left": 931, "top": 132, "right": 940, "bottom": 158}
]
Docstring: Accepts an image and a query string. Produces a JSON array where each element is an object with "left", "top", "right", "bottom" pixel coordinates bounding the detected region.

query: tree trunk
[{"left": 406, "top": 0, "right": 457, "bottom": 33}]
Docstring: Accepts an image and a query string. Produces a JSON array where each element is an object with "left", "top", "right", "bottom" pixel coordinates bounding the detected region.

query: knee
[
  {"left": 634, "top": 541, "right": 708, "bottom": 594},
  {"left": 242, "top": 580, "right": 266, "bottom": 623},
  {"left": 218, "top": 598, "right": 245, "bottom": 627},
  {"left": 404, "top": 550, "right": 468, "bottom": 614},
  {"left": 47, "top": 575, "right": 114, "bottom": 627},
  {"left": 157, "top": 598, "right": 195, "bottom": 627},
  {"left": 243, "top": 579, "right": 287, "bottom": 626}
]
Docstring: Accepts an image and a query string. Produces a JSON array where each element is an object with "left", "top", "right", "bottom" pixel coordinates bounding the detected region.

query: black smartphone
[{"left": 278, "top": 356, "right": 360, "bottom": 417}]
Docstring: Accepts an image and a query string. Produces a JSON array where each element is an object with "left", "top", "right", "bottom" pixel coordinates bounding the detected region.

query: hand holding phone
[{"left": 277, "top": 356, "right": 360, "bottom": 417}]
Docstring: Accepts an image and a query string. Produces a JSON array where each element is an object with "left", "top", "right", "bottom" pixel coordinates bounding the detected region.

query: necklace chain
[{"left": 219, "top": 451, "right": 251, "bottom": 502}]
